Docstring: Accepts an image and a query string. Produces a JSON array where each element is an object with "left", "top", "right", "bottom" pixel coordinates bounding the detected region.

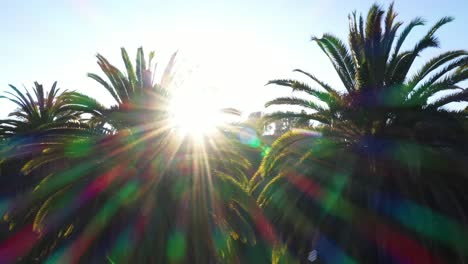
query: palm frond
[
  {"left": 390, "top": 17, "right": 425, "bottom": 62},
  {"left": 312, "top": 34, "right": 355, "bottom": 92},
  {"left": 267, "top": 79, "right": 336, "bottom": 106},
  {"left": 428, "top": 89, "right": 468, "bottom": 109},
  {"left": 265, "top": 97, "right": 327, "bottom": 112},
  {"left": 136, "top": 47, "right": 146, "bottom": 89},
  {"left": 407, "top": 50, "right": 468, "bottom": 88},
  {"left": 87, "top": 73, "right": 122, "bottom": 105},
  {"left": 121, "top": 47, "right": 137, "bottom": 94},
  {"left": 95, "top": 53, "right": 131, "bottom": 102},
  {"left": 293, "top": 69, "right": 340, "bottom": 97}
]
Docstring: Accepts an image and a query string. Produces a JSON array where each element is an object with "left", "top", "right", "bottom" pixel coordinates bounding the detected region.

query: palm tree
[
  {"left": 0, "top": 82, "right": 80, "bottom": 137},
  {"left": 0, "top": 81, "right": 102, "bottom": 172},
  {"left": 264, "top": 3, "right": 467, "bottom": 147},
  {"left": 0, "top": 82, "right": 99, "bottom": 261},
  {"left": 0, "top": 82, "right": 96, "bottom": 165},
  {"left": 0, "top": 81, "right": 90, "bottom": 183},
  {"left": 1, "top": 48, "right": 282, "bottom": 263},
  {"left": 256, "top": 3, "right": 468, "bottom": 263},
  {"left": 62, "top": 47, "right": 176, "bottom": 131}
]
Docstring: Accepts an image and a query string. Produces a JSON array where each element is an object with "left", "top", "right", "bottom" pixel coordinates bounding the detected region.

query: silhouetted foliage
[
  {"left": 0, "top": 3, "right": 467, "bottom": 264},
  {"left": 256, "top": 2, "right": 468, "bottom": 263}
]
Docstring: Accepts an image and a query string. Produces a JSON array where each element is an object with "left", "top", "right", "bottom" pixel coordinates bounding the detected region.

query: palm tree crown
[
  {"left": 0, "top": 82, "right": 79, "bottom": 137},
  {"left": 265, "top": 3, "right": 467, "bottom": 144},
  {"left": 63, "top": 47, "right": 176, "bottom": 131}
]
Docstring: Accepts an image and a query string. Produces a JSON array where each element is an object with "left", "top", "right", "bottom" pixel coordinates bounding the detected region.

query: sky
[{"left": 0, "top": 0, "right": 467, "bottom": 119}]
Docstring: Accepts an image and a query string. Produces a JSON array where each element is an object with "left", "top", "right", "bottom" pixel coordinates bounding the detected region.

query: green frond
[
  {"left": 407, "top": 50, "right": 468, "bottom": 88},
  {"left": 390, "top": 33, "right": 439, "bottom": 85},
  {"left": 267, "top": 79, "right": 336, "bottom": 105},
  {"left": 121, "top": 47, "right": 137, "bottom": 94},
  {"left": 323, "top": 34, "right": 356, "bottom": 82},
  {"left": 408, "top": 58, "right": 468, "bottom": 104},
  {"left": 390, "top": 17, "right": 425, "bottom": 61},
  {"left": 217, "top": 171, "right": 251, "bottom": 201},
  {"left": 417, "top": 68, "right": 468, "bottom": 103},
  {"left": 61, "top": 92, "right": 108, "bottom": 117},
  {"left": 47, "top": 82, "right": 59, "bottom": 109},
  {"left": 413, "top": 34, "right": 440, "bottom": 54},
  {"left": 428, "top": 89, "right": 468, "bottom": 109},
  {"left": 87, "top": 73, "right": 122, "bottom": 105},
  {"left": 24, "top": 89, "right": 38, "bottom": 115},
  {"left": 313, "top": 34, "right": 355, "bottom": 92},
  {"left": 265, "top": 97, "right": 326, "bottom": 112},
  {"left": 258, "top": 129, "right": 323, "bottom": 187},
  {"left": 387, "top": 16, "right": 453, "bottom": 86},
  {"left": 365, "top": 4, "right": 384, "bottom": 42},
  {"left": 256, "top": 174, "right": 284, "bottom": 206},
  {"left": 6, "top": 85, "right": 37, "bottom": 117},
  {"left": 382, "top": 3, "right": 402, "bottom": 67},
  {"left": 384, "top": 2, "right": 397, "bottom": 35},
  {"left": 427, "top": 16, "right": 454, "bottom": 37},
  {"left": 0, "top": 82, "right": 78, "bottom": 137},
  {"left": 293, "top": 69, "right": 340, "bottom": 97},
  {"left": 33, "top": 82, "right": 45, "bottom": 113},
  {"left": 364, "top": 4, "right": 386, "bottom": 88},
  {"left": 96, "top": 54, "right": 131, "bottom": 102},
  {"left": 136, "top": 47, "right": 146, "bottom": 89}
]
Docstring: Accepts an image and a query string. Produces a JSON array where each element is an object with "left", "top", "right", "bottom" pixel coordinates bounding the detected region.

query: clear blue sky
[{"left": 1, "top": 0, "right": 467, "bottom": 118}]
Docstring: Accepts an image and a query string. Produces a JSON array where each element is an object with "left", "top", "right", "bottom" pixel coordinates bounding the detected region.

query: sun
[{"left": 169, "top": 92, "right": 224, "bottom": 138}]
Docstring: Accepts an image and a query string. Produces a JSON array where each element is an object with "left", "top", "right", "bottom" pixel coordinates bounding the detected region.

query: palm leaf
[
  {"left": 87, "top": 73, "right": 122, "bottom": 105},
  {"left": 265, "top": 97, "right": 326, "bottom": 112},
  {"left": 136, "top": 47, "right": 146, "bottom": 90},
  {"left": 313, "top": 34, "right": 355, "bottom": 92},
  {"left": 121, "top": 47, "right": 137, "bottom": 94}
]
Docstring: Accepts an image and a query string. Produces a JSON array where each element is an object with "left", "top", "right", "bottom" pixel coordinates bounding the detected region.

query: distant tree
[
  {"left": 245, "top": 111, "right": 265, "bottom": 132},
  {"left": 271, "top": 110, "right": 310, "bottom": 136}
]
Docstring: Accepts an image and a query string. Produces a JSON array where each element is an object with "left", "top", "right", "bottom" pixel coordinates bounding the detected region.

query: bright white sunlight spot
[{"left": 169, "top": 92, "right": 223, "bottom": 137}]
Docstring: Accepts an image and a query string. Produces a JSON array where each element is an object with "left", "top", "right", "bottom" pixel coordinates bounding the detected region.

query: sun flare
[{"left": 169, "top": 93, "right": 224, "bottom": 137}]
